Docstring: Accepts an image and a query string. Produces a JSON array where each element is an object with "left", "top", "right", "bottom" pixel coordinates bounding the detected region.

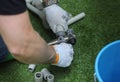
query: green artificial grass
[{"left": 0, "top": 0, "right": 120, "bottom": 82}]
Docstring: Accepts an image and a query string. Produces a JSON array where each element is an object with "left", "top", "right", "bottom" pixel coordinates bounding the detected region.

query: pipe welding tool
[{"left": 26, "top": 0, "right": 85, "bottom": 72}]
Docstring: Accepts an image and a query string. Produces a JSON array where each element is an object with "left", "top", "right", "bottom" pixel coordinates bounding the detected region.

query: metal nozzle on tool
[{"left": 48, "top": 28, "right": 76, "bottom": 45}]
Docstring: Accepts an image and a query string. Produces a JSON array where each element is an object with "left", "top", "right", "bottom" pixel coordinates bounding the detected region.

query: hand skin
[{"left": 0, "top": 10, "right": 56, "bottom": 64}]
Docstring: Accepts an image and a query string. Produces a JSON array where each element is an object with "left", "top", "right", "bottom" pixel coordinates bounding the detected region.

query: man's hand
[
  {"left": 52, "top": 43, "right": 74, "bottom": 67},
  {"left": 44, "top": 4, "right": 70, "bottom": 33}
]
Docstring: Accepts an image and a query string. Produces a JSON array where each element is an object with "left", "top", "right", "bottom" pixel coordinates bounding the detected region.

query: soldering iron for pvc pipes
[{"left": 25, "top": 0, "right": 86, "bottom": 46}]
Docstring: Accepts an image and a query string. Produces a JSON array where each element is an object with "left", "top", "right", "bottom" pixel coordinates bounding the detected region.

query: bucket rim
[{"left": 95, "top": 40, "right": 120, "bottom": 82}]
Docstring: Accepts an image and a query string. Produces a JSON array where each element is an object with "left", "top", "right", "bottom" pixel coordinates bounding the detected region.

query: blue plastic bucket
[{"left": 95, "top": 40, "right": 120, "bottom": 82}]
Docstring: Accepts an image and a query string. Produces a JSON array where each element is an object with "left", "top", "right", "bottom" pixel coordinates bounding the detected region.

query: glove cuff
[{"left": 52, "top": 53, "right": 59, "bottom": 64}]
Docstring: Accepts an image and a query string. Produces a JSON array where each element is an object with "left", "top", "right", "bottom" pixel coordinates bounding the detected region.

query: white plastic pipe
[
  {"left": 41, "top": 68, "right": 50, "bottom": 80},
  {"left": 28, "top": 64, "right": 36, "bottom": 72},
  {"left": 46, "top": 74, "right": 54, "bottom": 82},
  {"left": 41, "top": 68, "right": 54, "bottom": 82},
  {"left": 26, "top": 2, "right": 50, "bottom": 29},
  {"left": 34, "top": 72, "right": 43, "bottom": 82},
  {"left": 67, "top": 12, "right": 86, "bottom": 25},
  {"left": 26, "top": 3, "right": 44, "bottom": 18}
]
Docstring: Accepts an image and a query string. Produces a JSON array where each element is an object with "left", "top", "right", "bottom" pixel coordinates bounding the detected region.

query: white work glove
[
  {"left": 52, "top": 43, "right": 74, "bottom": 67},
  {"left": 44, "top": 4, "right": 70, "bottom": 33}
]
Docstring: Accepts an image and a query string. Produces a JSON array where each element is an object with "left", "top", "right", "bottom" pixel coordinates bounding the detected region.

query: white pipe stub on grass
[
  {"left": 34, "top": 68, "right": 54, "bottom": 82},
  {"left": 34, "top": 72, "right": 43, "bottom": 82},
  {"left": 28, "top": 64, "right": 37, "bottom": 72}
]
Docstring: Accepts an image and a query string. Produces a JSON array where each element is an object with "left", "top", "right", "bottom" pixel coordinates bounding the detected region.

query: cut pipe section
[
  {"left": 28, "top": 64, "right": 36, "bottom": 72},
  {"left": 46, "top": 74, "right": 54, "bottom": 82},
  {"left": 41, "top": 68, "right": 54, "bottom": 82},
  {"left": 67, "top": 12, "right": 86, "bottom": 25},
  {"left": 34, "top": 72, "right": 43, "bottom": 82}
]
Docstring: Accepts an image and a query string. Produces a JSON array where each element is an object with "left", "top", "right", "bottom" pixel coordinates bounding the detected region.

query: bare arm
[{"left": 0, "top": 11, "right": 56, "bottom": 64}]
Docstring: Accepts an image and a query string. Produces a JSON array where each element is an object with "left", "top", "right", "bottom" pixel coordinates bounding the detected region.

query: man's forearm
[
  {"left": 0, "top": 11, "right": 56, "bottom": 64},
  {"left": 11, "top": 31, "right": 56, "bottom": 64}
]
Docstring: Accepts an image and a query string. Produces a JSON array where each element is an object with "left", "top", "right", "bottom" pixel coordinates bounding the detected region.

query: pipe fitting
[
  {"left": 34, "top": 72, "right": 43, "bottom": 82},
  {"left": 46, "top": 74, "right": 54, "bottom": 82},
  {"left": 68, "top": 12, "right": 86, "bottom": 25},
  {"left": 28, "top": 64, "right": 36, "bottom": 72},
  {"left": 41, "top": 68, "right": 54, "bottom": 82}
]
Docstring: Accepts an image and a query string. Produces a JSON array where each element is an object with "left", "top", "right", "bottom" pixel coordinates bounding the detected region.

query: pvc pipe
[
  {"left": 41, "top": 68, "right": 54, "bottom": 82},
  {"left": 41, "top": 68, "right": 50, "bottom": 80},
  {"left": 26, "top": 3, "right": 44, "bottom": 18},
  {"left": 34, "top": 72, "right": 43, "bottom": 82},
  {"left": 46, "top": 74, "right": 54, "bottom": 82},
  {"left": 67, "top": 12, "right": 86, "bottom": 25},
  {"left": 26, "top": 2, "right": 50, "bottom": 29},
  {"left": 28, "top": 64, "right": 36, "bottom": 72}
]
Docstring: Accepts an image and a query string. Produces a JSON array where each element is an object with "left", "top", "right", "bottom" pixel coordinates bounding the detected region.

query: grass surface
[{"left": 0, "top": 0, "right": 120, "bottom": 82}]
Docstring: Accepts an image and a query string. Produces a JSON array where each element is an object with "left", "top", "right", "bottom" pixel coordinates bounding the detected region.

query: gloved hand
[
  {"left": 52, "top": 43, "right": 74, "bottom": 67},
  {"left": 44, "top": 4, "right": 70, "bottom": 33}
]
